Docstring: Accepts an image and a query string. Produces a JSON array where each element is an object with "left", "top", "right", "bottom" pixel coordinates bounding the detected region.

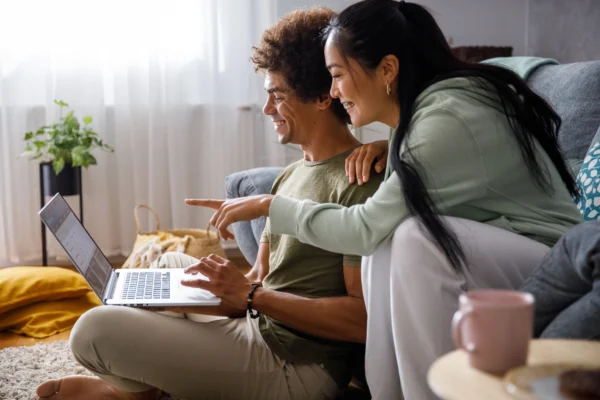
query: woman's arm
[{"left": 270, "top": 172, "right": 407, "bottom": 255}]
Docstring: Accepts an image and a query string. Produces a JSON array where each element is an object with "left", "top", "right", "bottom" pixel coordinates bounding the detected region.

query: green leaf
[
  {"left": 65, "top": 110, "right": 74, "bottom": 121},
  {"left": 33, "top": 140, "right": 46, "bottom": 149},
  {"left": 71, "top": 146, "right": 88, "bottom": 163},
  {"left": 53, "top": 158, "right": 65, "bottom": 175},
  {"left": 24, "top": 132, "right": 33, "bottom": 140},
  {"left": 82, "top": 153, "right": 97, "bottom": 166},
  {"left": 55, "top": 149, "right": 71, "bottom": 164},
  {"left": 71, "top": 152, "right": 84, "bottom": 167},
  {"left": 19, "top": 150, "right": 36, "bottom": 158},
  {"left": 83, "top": 116, "right": 92, "bottom": 125},
  {"left": 68, "top": 116, "right": 80, "bottom": 131},
  {"left": 54, "top": 99, "right": 69, "bottom": 108}
]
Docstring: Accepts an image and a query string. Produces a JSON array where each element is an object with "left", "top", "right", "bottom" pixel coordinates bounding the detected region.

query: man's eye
[{"left": 274, "top": 97, "right": 284, "bottom": 102}]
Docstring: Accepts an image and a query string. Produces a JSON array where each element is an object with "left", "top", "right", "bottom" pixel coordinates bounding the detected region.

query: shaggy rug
[{"left": 0, "top": 340, "right": 180, "bottom": 400}]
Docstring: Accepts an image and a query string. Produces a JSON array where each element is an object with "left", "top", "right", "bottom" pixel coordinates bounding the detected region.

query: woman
[{"left": 192, "top": 1, "right": 582, "bottom": 399}]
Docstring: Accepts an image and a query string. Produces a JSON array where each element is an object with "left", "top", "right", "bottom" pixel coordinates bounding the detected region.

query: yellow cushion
[
  {"left": 0, "top": 266, "right": 93, "bottom": 314},
  {"left": 0, "top": 291, "right": 103, "bottom": 338}
]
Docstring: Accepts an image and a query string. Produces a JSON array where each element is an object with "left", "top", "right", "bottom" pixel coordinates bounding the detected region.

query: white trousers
[{"left": 361, "top": 217, "right": 549, "bottom": 400}]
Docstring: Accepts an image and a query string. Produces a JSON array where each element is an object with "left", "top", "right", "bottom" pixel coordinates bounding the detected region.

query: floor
[{"left": 0, "top": 248, "right": 251, "bottom": 350}]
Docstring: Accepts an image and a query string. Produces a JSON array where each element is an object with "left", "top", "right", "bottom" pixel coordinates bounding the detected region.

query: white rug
[{"left": 0, "top": 340, "right": 179, "bottom": 400}]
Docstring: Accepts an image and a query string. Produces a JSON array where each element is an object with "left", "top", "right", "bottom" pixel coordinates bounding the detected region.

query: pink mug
[{"left": 451, "top": 289, "right": 535, "bottom": 375}]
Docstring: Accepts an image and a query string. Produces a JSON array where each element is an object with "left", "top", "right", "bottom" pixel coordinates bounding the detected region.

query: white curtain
[{"left": 0, "top": 0, "right": 285, "bottom": 265}]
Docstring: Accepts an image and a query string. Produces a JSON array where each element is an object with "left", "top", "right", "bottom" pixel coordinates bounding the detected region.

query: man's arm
[
  {"left": 245, "top": 242, "right": 270, "bottom": 283},
  {"left": 164, "top": 253, "right": 368, "bottom": 343},
  {"left": 194, "top": 238, "right": 367, "bottom": 342},
  {"left": 252, "top": 265, "right": 367, "bottom": 343}
]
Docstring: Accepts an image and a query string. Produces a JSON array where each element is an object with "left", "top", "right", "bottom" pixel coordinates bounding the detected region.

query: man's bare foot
[{"left": 36, "top": 375, "right": 160, "bottom": 399}]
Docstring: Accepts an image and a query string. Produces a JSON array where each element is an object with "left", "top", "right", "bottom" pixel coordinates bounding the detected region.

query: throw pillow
[
  {"left": 0, "top": 291, "right": 102, "bottom": 338},
  {"left": 0, "top": 267, "right": 92, "bottom": 314},
  {"left": 576, "top": 141, "right": 600, "bottom": 220}
]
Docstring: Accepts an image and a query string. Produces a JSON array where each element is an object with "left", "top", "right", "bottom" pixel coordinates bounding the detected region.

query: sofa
[{"left": 225, "top": 60, "right": 600, "bottom": 399}]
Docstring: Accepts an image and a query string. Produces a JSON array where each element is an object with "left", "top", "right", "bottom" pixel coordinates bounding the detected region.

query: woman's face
[{"left": 325, "top": 36, "right": 389, "bottom": 128}]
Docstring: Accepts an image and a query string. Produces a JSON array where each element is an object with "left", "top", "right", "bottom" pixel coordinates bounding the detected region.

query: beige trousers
[{"left": 70, "top": 254, "right": 338, "bottom": 400}]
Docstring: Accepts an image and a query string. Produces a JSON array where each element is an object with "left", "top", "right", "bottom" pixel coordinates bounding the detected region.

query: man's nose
[{"left": 263, "top": 98, "right": 275, "bottom": 115}]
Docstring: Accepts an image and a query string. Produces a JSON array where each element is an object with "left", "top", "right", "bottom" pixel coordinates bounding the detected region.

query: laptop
[{"left": 39, "top": 193, "right": 221, "bottom": 307}]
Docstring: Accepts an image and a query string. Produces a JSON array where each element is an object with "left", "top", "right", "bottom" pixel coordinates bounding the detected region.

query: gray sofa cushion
[{"left": 527, "top": 61, "right": 600, "bottom": 162}]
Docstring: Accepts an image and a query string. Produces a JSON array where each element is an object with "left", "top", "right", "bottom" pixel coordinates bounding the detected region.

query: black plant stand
[{"left": 39, "top": 163, "right": 83, "bottom": 266}]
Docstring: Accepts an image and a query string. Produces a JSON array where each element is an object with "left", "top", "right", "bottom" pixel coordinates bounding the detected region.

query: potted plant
[{"left": 20, "top": 100, "right": 114, "bottom": 196}]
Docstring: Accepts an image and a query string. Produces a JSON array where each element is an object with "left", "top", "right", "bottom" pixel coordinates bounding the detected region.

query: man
[{"left": 36, "top": 7, "right": 382, "bottom": 400}]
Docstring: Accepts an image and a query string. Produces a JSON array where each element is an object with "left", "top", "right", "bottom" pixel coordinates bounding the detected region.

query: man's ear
[{"left": 316, "top": 93, "right": 333, "bottom": 111}]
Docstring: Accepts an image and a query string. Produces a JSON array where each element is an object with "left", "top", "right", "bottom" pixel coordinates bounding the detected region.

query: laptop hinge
[{"left": 104, "top": 271, "right": 119, "bottom": 302}]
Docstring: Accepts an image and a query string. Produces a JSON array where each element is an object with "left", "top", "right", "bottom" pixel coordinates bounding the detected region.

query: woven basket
[{"left": 122, "top": 204, "right": 226, "bottom": 269}]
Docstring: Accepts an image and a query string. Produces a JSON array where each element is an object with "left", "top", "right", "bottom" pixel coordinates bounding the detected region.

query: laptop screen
[{"left": 39, "top": 194, "right": 112, "bottom": 299}]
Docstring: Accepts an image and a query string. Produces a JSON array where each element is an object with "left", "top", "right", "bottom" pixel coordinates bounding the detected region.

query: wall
[
  {"left": 278, "top": 0, "right": 528, "bottom": 56},
  {"left": 420, "top": 0, "right": 527, "bottom": 56},
  {"left": 527, "top": 0, "right": 600, "bottom": 63},
  {"left": 278, "top": 0, "right": 528, "bottom": 58}
]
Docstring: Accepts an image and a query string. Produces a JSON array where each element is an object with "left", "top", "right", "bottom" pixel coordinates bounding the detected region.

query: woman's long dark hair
[{"left": 324, "top": 0, "right": 578, "bottom": 272}]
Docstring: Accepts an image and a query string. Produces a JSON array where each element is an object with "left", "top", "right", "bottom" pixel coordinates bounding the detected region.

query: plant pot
[{"left": 40, "top": 162, "right": 82, "bottom": 197}]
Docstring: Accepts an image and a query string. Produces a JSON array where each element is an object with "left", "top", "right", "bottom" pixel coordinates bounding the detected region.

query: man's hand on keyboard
[{"left": 140, "top": 254, "right": 252, "bottom": 314}]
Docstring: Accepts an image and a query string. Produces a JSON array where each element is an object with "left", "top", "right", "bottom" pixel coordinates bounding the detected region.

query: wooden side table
[{"left": 427, "top": 339, "right": 600, "bottom": 400}]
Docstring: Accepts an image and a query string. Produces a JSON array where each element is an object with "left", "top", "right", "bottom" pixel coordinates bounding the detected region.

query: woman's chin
[{"left": 349, "top": 115, "right": 367, "bottom": 128}]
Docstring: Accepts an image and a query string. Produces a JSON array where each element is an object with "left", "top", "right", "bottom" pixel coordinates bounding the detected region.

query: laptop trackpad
[{"left": 178, "top": 279, "right": 216, "bottom": 300}]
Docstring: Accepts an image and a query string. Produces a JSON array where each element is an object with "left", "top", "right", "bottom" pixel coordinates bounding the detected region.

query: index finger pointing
[{"left": 185, "top": 199, "right": 225, "bottom": 209}]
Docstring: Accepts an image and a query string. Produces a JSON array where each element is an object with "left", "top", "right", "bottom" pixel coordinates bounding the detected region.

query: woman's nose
[{"left": 330, "top": 83, "right": 340, "bottom": 99}]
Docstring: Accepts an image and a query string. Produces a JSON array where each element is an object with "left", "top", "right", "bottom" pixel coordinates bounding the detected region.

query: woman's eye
[
  {"left": 274, "top": 97, "right": 284, "bottom": 102},
  {"left": 332, "top": 75, "right": 341, "bottom": 80}
]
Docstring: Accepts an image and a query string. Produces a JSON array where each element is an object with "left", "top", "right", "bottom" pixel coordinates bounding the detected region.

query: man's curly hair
[{"left": 251, "top": 7, "right": 350, "bottom": 124}]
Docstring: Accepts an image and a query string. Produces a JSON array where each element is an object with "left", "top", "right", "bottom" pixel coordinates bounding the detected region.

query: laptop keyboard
[{"left": 122, "top": 271, "right": 171, "bottom": 300}]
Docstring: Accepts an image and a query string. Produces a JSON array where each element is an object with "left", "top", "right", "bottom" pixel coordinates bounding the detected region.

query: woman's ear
[
  {"left": 378, "top": 54, "right": 399, "bottom": 87},
  {"left": 316, "top": 93, "right": 333, "bottom": 111}
]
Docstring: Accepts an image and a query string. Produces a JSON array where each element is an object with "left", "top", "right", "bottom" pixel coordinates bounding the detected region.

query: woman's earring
[{"left": 386, "top": 84, "right": 391, "bottom": 96}]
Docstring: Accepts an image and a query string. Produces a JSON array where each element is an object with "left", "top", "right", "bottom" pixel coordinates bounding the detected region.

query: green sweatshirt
[{"left": 269, "top": 77, "right": 582, "bottom": 256}]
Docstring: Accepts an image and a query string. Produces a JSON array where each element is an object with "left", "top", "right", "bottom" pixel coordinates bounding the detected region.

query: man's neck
[{"left": 299, "top": 119, "right": 361, "bottom": 162}]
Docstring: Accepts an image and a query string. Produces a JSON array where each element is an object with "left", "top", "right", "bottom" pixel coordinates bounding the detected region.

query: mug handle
[{"left": 451, "top": 307, "right": 476, "bottom": 353}]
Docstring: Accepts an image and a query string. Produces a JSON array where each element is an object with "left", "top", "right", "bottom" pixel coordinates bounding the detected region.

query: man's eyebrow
[
  {"left": 326, "top": 63, "right": 342, "bottom": 70},
  {"left": 265, "top": 87, "right": 287, "bottom": 94}
]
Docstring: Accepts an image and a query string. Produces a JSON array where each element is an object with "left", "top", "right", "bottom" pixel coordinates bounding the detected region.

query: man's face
[{"left": 262, "top": 71, "right": 319, "bottom": 145}]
